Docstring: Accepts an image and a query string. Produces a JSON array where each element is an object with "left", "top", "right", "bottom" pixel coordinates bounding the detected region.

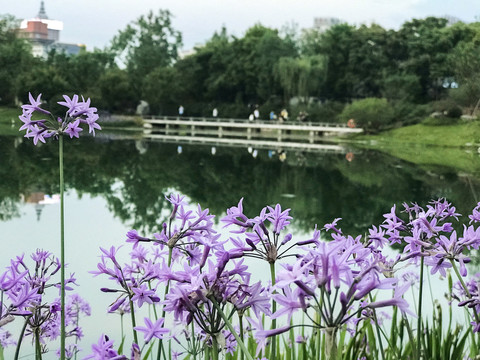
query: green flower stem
[
  {"left": 191, "top": 321, "right": 197, "bottom": 360},
  {"left": 325, "top": 327, "right": 337, "bottom": 360},
  {"left": 204, "top": 345, "right": 210, "bottom": 360},
  {"left": 315, "top": 327, "right": 322, "bottom": 360},
  {"left": 368, "top": 294, "right": 385, "bottom": 360},
  {"left": 35, "top": 327, "right": 43, "bottom": 360},
  {"left": 449, "top": 259, "right": 480, "bottom": 347},
  {"left": 269, "top": 262, "right": 277, "bottom": 360},
  {"left": 210, "top": 298, "right": 254, "bottom": 360},
  {"left": 59, "top": 134, "right": 66, "bottom": 360},
  {"left": 416, "top": 254, "right": 424, "bottom": 360},
  {"left": 129, "top": 298, "right": 138, "bottom": 344},
  {"left": 14, "top": 316, "right": 31, "bottom": 360},
  {"left": 404, "top": 315, "right": 417, "bottom": 359},
  {"left": 239, "top": 313, "right": 244, "bottom": 360},
  {"left": 157, "top": 247, "right": 173, "bottom": 360},
  {"left": 211, "top": 336, "right": 219, "bottom": 360}
]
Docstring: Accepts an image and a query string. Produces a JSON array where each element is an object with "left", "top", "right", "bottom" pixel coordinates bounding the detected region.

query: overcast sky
[{"left": 3, "top": 0, "right": 479, "bottom": 50}]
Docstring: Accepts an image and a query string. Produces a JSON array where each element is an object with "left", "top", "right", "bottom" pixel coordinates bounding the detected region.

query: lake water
[{"left": 1, "top": 131, "right": 480, "bottom": 358}]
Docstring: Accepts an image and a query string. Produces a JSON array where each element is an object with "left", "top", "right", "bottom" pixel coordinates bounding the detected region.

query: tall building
[
  {"left": 17, "top": 1, "right": 84, "bottom": 58},
  {"left": 313, "top": 17, "right": 344, "bottom": 33}
]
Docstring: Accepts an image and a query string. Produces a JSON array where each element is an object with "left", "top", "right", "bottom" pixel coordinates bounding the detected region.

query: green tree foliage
[
  {"left": 142, "top": 66, "right": 180, "bottom": 114},
  {"left": 0, "top": 15, "right": 34, "bottom": 105},
  {"left": 98, "top": 69, "right": 138, "bottom": 113},
  {"left": 110, "top": 10, "right": 182, "bottom": 82},
  {"left": 276, "top": 55, "right": 326, "bottom": 103},
  {"left": 16, "top": 58, "right": 69, "bottom": 105},
  {"left": 314, "top": 24, "right": 355, "bottom": 100},
  {"left": 447, "top": 24, "right": 480, "bottom": 113},
  {"left": 381, "top": 74, "right": 422, "bottom": 102},
  {"left": 46, "top": 49, "right": 115, "bottom": 94},
  {"left": 395, "top": 17, "right": 472, "bottom": 101}
]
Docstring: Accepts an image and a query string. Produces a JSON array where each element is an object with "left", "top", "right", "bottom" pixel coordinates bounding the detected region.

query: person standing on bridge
[
  {"left": 178, "top": 105, "right": 184, "bottom": 117},
  {"left": 212, "top": 108, "right": 218, "bottom": 118},
  {"left": 253, "top": 108, "right": 260, "bottom": 119}
]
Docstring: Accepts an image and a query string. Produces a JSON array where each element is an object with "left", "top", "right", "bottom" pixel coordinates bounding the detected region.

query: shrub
[
  {"left": 391, "top": 100, "right": 431, "bottom": 126},
  {"left": 338, "top": 97, "right": 394, "bottom": 132},
  {"left": 446, "top": 105, "right": 463, "bottom": 119}
]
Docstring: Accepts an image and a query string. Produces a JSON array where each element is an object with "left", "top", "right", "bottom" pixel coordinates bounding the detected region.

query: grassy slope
[
  {"left": 0, "top": 107, "right": 22, "bottom": 135},
  {"left": 354, "top": 121, "right": 480, "bottom": 174},
  {"left": 365, "top": 121, "right": 480, "bottom": 147}
]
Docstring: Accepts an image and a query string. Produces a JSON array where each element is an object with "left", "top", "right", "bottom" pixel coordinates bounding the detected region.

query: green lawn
[
  {"left": 363, "top": 120, "right": 480, "bottom": 147},
  {"left": 0, "top": 107, "right": 22, "bottom": 135},
  {"left": 352, "top": 120, "right": 480, "bottom": 175}
]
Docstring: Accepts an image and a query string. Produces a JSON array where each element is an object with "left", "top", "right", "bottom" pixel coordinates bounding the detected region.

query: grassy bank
[
  {"left": 354, "top": 119, "right": 480, "bottom": 175},
  {"left": 0, "top": 107, "right": 22, "bottom": 135},
  {"left": 363, "top": 120, "right": 480, "bottom": 147}
]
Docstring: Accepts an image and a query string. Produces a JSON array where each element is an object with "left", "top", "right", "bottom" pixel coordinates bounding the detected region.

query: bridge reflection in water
[{"left": 143, "top": 116, "right": 361, "bottom": 154}]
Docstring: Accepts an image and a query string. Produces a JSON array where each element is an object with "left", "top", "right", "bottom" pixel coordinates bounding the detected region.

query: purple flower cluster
[
  {"left": 85, "top": 196, "right": 480, "bottom": 358},
  {"left": 93, "top": 195, "right": 272, "bottom": 357},
  {"left": 221, "top": 198, "right": 293, "bottom": 263},
  {"left": 0, "top": 250, "right": 90, "bottom": 358},
  {"left": 451, "top": 272, "right": 480, "bottom": 332},
  {"left": 19, "top": 93, "right": 100, "bottom": 145},
  {"left": 383, "top": 199, "right": 480, "bottom": 277}
]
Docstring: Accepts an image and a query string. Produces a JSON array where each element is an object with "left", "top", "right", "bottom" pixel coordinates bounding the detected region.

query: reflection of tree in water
[{"left": 2, "top": 135, "right": 480, "bottom": 237}]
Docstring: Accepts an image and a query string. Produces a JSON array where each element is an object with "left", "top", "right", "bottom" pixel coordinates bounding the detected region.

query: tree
[
  {"left": 314, "top": 24, "right": 356, "bottom": 100},
  {"left": 142, "top": 66, "right": 180, "bottom": 114},
  {"left": 276, "top": 55, "right": 326, "bottom": 103},
  {"left": 47, "top": 49, "right": 115, "bottom": 94},
  {"left": 110, "top": 9, "right": 182, "bottom": 82},
  {"left": 397, "top": 17, "right": 456, "bottom": 101},
  {"left": 16, "top": 59, "right": 70, "bottom": 105},
  {"left": 98, "top": 69, "right": 138, "bottom": 113},
  {"left": 0, "top": 15, "right": 34, "bottom": 105}
]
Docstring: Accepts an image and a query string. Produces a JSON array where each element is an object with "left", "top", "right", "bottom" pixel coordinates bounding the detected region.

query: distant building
[
  {"left": 178, "top": 43, "right": 204, "bottom": 59},
  {"left": 442, "top": 15, "right": 462, "bottom": 26},
  {"left": 17, "top": 1, "right": 85, "bottom": 58},
  {"left": 313, "top": 17, "right": 344, "bottom": 33}
]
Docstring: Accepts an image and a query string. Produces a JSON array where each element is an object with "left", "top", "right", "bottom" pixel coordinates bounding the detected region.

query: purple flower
[
  {"left": 468, "top": 203, "right": 480, "bottom": 224},
  {"left": 272, "top": 286, "right": 305, "bottom": 323},
  {"left": 21, "top": 93, "right": 50, "bottom": 115},
  {"left": 64, "top": 119, "right": 83, "bottom": 138},
  {"left": 131, "top": 284, "right": 160, "bottom": 308},
  {"left": 266, "top": 204, "right": 292, "bottom": 234},
  {"left": 134, "top": 318, "right": 169, "bottom": 343},
  {"left": 323, "top": 218, "right": 342, "bottom": 234},
  {"left": 58, "top": 94, "right": 81, "bottom": 114},
  {"left": 367, "top": 283, "right": 415, "bottom": 317},
  {"left": 25, "top": 124, "right": 48, "bottom": 145},
  {"left": 84, "top": 334, "right": 126, "bottom": 359}
]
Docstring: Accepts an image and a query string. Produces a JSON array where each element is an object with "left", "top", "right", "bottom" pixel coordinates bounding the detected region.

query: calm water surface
[{"left": 1, "top": 132, "right": 480, "bottom": 358}]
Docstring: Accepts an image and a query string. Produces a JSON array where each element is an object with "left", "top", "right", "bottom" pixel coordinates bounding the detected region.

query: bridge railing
[{"left": 143, "top": 115, "right": 353, "bottom": 129}]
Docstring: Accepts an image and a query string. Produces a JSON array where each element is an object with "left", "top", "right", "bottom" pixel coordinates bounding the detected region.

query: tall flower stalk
[
  {"left": 18, "top": 93, "right": 100, "bottom": 359},
  {"left": 59, "top": 132, "right": 66, "bottom": 359}
]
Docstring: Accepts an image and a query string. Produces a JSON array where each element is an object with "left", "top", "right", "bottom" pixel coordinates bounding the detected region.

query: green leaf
[
  {"left": 451, "top": 328, "right": 469, "bottom": 360},
  {"left": 337, "top": 328, "right": 346, "bottom": 360},
  {"left": 142, "top": 342, "right": 155, "bottom": 360},
  {"left": 117, "top": 335, "right": 126, "bottom": 354}
]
